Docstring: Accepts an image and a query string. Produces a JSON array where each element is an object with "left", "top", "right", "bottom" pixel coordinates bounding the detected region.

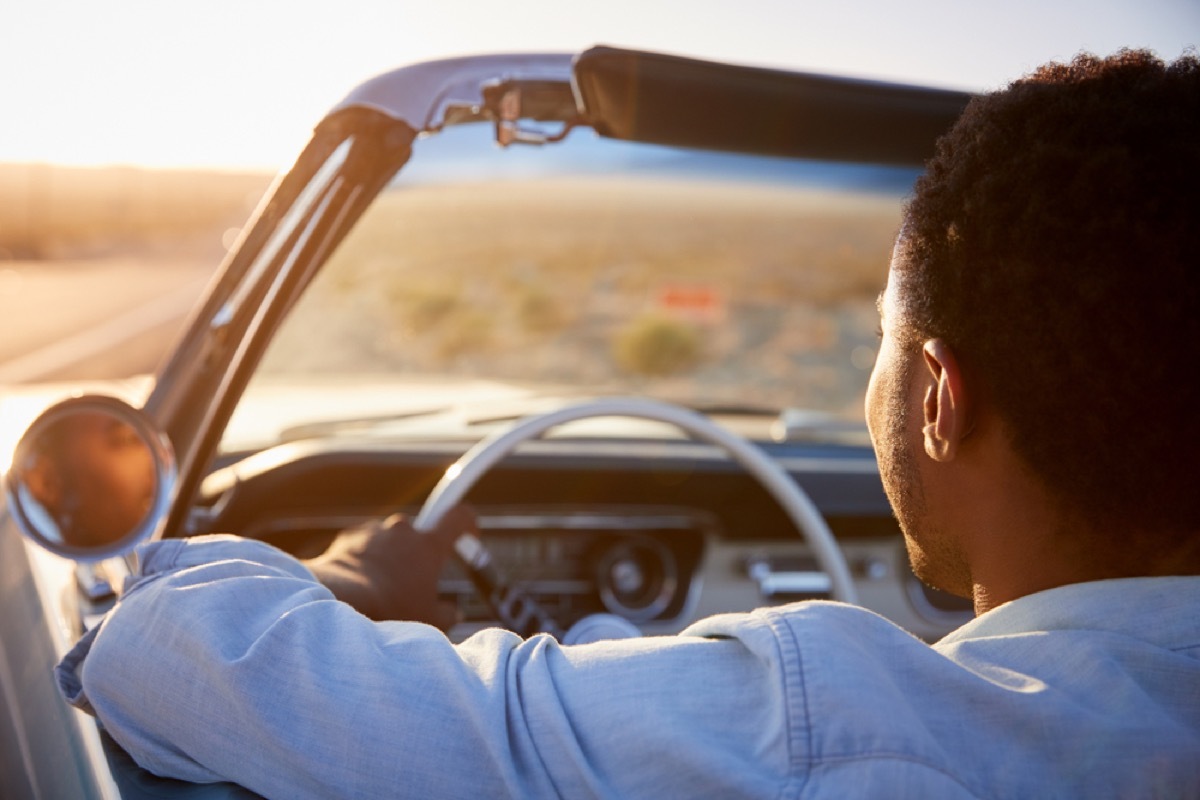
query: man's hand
[{"left": 303, "top": 506, "right": 476, "bottom": 630}]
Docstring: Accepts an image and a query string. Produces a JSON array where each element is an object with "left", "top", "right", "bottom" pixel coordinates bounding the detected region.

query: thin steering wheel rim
[{"left": 413, "top": 397, "right": 858, "bottom": 605}]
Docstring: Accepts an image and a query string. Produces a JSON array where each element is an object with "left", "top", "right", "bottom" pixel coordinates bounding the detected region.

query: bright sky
[{"left": 2, "top": 0, "right": 1196, "bottom": 170}]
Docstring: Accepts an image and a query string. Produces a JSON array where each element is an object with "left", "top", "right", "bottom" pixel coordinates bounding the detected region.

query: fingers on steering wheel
[
  {"left": 384, "top": 506, "right": 476, "bottom": 551},
  {"left": 429, "top": 505, "right": 478, "bottom": 550}
]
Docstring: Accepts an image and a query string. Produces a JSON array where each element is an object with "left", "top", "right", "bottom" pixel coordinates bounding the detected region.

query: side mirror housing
[{"left": 4, "top": 395, "right": 175, "bottom": 561}]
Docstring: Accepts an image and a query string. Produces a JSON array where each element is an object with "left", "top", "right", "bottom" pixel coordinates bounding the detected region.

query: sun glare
[
  {"left": 0, "top": 396, "right": 54, "bottom": 478},
  {"left": 4, "top": 1, "right": 1194, "bottom": 170}
]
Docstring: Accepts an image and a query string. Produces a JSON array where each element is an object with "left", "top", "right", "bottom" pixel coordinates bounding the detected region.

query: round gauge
[{"left": 594, "top": 536, "right": 678, "bottom": 622}]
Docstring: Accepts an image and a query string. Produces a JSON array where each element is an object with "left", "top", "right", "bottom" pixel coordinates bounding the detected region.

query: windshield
[{"left": 222, "top": 122, "right": 913, "bottom": 452}]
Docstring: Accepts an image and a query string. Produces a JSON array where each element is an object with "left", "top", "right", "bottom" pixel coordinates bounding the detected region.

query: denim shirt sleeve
[{"left": 56, "top": 535, "right": 796, "bottom": 799}]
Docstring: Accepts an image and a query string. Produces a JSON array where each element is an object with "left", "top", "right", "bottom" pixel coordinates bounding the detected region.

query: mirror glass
[{"left": 4, "top": 396, "right": 175, "bottom": 560}]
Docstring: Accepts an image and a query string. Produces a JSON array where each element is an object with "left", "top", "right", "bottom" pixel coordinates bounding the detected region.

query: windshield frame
[
  {"left": 151, "top": 108, "right": 417, "bottom": 537},
  {"left": 148, "top": 49, "right": 971, "bottom": 538}
]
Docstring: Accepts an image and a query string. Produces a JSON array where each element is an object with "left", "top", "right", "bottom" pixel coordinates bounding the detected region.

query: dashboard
[{"left": 198, "top": 437, "right": 972, "bottom": 642}]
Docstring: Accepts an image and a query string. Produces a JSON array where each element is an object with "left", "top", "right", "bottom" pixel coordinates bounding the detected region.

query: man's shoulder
[
  {"left": 688, "top": 588, "right": 1200, "bottom": 797},
  {"left": 684, "top": 599, "right": 940, "bottom": 701}
]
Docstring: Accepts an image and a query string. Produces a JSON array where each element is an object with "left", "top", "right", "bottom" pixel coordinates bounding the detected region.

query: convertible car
[{"left": 0, "top": 47, "right": 973, "bottom": 798}]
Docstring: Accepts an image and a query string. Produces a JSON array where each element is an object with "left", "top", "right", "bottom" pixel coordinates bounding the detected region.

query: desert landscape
[
  {"left": 1, "top": 163, "right": 900, "bottom": 423},
  {"left": 0, "top": 163, "right": 272, "bottom": 381},
  {"left": 260, "top": 176, "right": 901, "bottom": 419}
]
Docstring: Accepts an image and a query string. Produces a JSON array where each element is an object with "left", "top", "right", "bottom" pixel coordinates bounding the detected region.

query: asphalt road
[{"left": 0, "top": 256, "right": 220, "bottom": 385}]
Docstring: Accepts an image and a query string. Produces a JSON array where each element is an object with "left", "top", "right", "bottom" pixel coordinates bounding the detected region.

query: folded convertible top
[{"left": 574, "top": 46, "right": 974, "bottom": 165}]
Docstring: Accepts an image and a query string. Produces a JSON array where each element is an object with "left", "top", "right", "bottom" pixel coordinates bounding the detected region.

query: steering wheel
[{"left": 413, "top": 397, "right": 858, "bottom": 635}]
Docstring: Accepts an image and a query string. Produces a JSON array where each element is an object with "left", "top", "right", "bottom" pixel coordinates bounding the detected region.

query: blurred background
[{"left": 1, "top": 0, "right": 1196, "bottom": 384}]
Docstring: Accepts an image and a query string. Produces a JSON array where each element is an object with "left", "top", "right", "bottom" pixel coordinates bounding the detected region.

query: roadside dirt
[{"left": 0, "top": 252, "right": 221, "bottom": 381}]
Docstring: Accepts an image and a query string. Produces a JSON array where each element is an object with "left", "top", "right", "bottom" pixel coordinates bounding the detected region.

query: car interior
[{"left": 157, "top": 46, "right": 978, "bottom": 644}]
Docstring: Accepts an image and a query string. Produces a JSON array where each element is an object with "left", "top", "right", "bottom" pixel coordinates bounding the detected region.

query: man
[{"left": 58, "top": 51, "right": 1199, "bottom": 797}]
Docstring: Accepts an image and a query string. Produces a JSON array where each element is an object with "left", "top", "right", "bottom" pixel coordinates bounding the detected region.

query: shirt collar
[{"left": 937, "top": 576, "right": 1200, "bottom": 651}]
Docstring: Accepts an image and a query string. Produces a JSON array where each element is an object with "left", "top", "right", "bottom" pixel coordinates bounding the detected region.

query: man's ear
[{"left": 921, "top": 339, "right": 970, "bottom": 462}]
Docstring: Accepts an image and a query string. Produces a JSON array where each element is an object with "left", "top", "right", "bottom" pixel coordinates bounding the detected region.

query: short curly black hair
[{"left": 898, "top": 50, "right": 1200, "bottom": 539}]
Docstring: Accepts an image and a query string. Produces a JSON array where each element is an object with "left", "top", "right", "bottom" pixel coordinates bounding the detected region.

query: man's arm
[{"left": 57, "top": 532, "right": 794, "bottom": 799}]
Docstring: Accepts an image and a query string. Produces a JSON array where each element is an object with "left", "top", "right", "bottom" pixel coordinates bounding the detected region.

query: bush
[
  {"left": 614, "top": 315, "right": 703, "bottom": 376},
  {"left": 516, "top": 287, "right": 567, "bottom": 333},
  {"left": 398, "top": 285, "right": 461, "bottom": 333},
  {"left": 436, "top": 309, "right": 494, "bottom": 360}
]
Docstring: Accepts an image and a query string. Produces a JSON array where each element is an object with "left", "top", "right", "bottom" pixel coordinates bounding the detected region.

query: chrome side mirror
[{"left": 4, "top": 396, "right": 175, "bottom": 561}]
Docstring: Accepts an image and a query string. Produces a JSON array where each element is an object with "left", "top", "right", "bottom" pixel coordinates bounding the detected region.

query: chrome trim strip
[
  {"left": 478, "top": 513, "right": 698, "bottom": 530},
  {"left": 440, "top": 578, "right": 593, "bottom": 595},
  {"left": 233, "top": 436, "right": 878, "bottom": 475},
  {"left": 748, "top": 565, "right": 832, "bottom": 597},
  {"left": 330, "top": 53, "right": 575, "bottom": 133},
  {"left": 246, "top": 510, "right": 704, "bottom": 538}
]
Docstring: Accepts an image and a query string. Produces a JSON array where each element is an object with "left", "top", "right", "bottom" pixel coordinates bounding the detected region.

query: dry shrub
[
  {"left": 615, "top": 315, "right": 703, "bottom": 377},
  {"left": 396, "top": 284, "right": 462, "bottom": 333},
  {"left": 516, "top": 286, "right": 568, "bottom": 333},
  {"left": 435, "top": 309, "right": 494, "bottom": 360}
]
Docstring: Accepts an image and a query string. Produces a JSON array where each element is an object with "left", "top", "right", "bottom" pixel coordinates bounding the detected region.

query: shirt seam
[
  {"left": 118, "top": 539, "right": 187, "bottom": 599},
  {"left": 762, "top": 607, "right": 984, "bottom": 800},
  {"left": 761, "top": 608, "right": 814, "bottom": 800},
  {"left": 808, "top": 751, "right": 985, "bottom": 797}
]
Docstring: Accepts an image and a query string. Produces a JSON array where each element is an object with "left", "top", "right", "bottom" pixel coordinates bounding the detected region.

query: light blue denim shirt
[{"left": 57, "top": 535, "right": 1200, "bottom": 798}]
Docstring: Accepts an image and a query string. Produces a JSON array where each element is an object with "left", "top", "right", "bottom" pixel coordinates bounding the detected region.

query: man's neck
[{"left": 967, "top": 510, "right": 1200, "bottom": 615}]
